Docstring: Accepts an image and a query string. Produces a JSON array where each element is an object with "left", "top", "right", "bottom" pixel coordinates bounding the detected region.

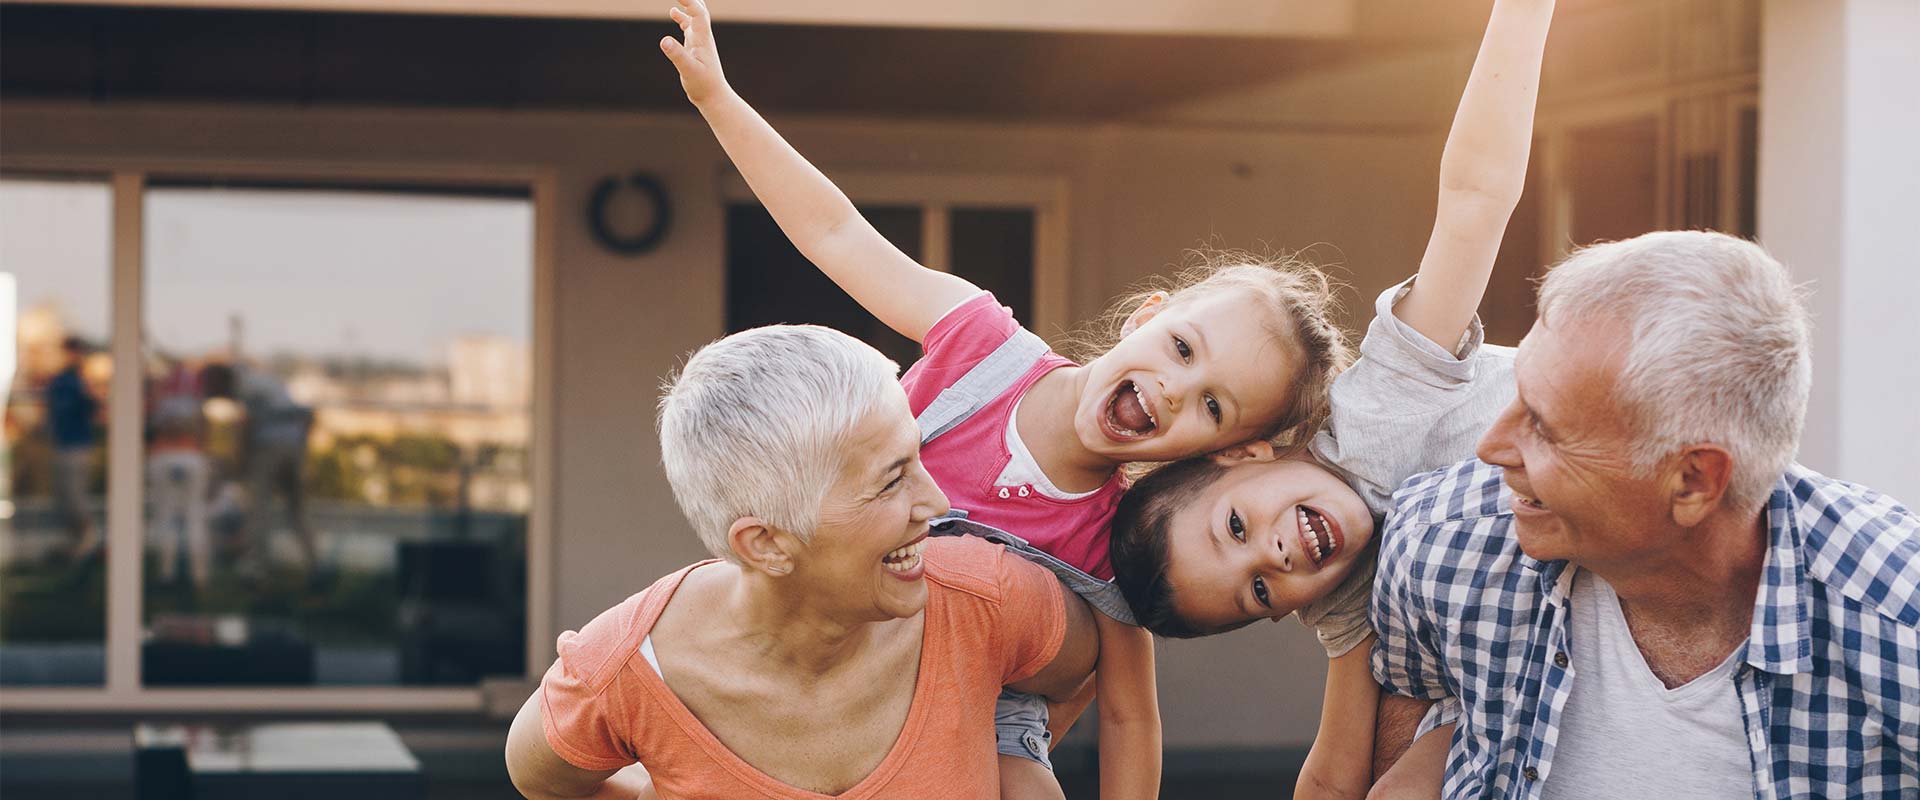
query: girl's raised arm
[
  {"left": 661, "top": 0, "right": 978, "bottom": 342},
  {"left": 1395, "top": 0, "right": 1555, "bottom": 350}
]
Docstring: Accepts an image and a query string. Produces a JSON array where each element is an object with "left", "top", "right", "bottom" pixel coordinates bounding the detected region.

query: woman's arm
[
  {"left": 660, "top": 0, "right": 978, "bottom": 342},
  {"left": 505, "top": 692, "right": 653, "bottom": 800},
  {"left": 1090, "top": 617, "right": 1163, "bottom": 800},
  {"left": 1294, "top": 638, "right": 1381, "bottom": 800},
  {"left": 1395, "top": 0, "right": 1555, "bottom": 350}
]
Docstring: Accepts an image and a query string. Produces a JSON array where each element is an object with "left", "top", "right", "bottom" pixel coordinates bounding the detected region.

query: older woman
[{"left": 505, "top": 324, "right": 1098, "bottom": 799}]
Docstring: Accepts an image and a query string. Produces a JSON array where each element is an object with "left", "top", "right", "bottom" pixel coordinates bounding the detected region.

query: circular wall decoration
[{"left": 587, "top": 172, "right": 672, "bottom": 256}]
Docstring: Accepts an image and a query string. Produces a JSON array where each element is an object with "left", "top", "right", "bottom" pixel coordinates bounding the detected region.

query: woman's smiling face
[
  {"left": 1159, "top": 455, "right": 1375, "bottom": 631},
  {"left": 793, "top": 386, "right": 951, "bottom": 622}
]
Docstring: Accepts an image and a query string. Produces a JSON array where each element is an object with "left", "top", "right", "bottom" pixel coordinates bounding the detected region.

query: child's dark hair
[
  {"left": 1065, "top": 248, "right": 1353, "bottom": 455},
  {"left": 1110, "top": 456, "right": 1261, "bottom": 639}
]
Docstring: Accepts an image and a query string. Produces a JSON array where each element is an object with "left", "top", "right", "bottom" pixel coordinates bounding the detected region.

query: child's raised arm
[
  {"left": 1396, "top": 0, "right": 1555, "bottom": 350},
  {"left": 660, "top": 0, "right": 978, "bottom": 342}
]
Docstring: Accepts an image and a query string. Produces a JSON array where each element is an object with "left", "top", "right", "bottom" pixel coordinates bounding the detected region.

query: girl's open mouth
[{"left": 1102, "top": 380, "right": 1156, "bottom": 441}]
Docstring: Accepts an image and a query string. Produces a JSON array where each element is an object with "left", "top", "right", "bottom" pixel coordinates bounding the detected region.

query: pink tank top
[{"left": 901, "top": 293, "right": 1124, "bottom": 579}]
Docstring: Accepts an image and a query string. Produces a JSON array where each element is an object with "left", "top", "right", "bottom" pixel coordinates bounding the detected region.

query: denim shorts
[{"left": 993, "top": 687, "right": 1054, "bottom": 769}]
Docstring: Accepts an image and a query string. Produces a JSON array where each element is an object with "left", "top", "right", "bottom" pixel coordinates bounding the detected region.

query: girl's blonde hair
[{"left": 1064, "top": 248, "right": 1354, "bottom": 456}]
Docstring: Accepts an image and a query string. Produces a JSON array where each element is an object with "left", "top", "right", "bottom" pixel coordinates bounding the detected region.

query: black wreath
[{"left": 588, "top": 172, "right": 672, "bottom": 255}]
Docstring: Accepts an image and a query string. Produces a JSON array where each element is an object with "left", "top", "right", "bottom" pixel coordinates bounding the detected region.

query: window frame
[
  {"left": 1528, "top": 78, "right": 1758, "bottom": 263},
  {"left": 0, "top": 156, "right": 558, "bottom": 712}
]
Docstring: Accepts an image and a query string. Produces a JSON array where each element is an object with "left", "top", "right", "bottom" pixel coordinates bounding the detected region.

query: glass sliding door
[{"left": 140, "top": 181, "right": 534, "bottom": 687}]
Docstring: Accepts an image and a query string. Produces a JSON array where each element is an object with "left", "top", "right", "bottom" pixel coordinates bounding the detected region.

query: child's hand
[{"left": 659, "top": 0, "right": 729, "bottom": 107}]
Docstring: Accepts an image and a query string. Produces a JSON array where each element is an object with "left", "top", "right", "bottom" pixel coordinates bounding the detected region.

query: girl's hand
[
  {"left": 660, "top": 0, "right": 729, "bottom": 107},
  {"left": 658, "top": 0, "right": 980, "bottom": 342}
]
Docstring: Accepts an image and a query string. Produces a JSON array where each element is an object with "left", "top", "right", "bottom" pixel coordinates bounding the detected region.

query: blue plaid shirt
[{"left": 1372, "top": 460, "right": 1919, "bottom": 799}]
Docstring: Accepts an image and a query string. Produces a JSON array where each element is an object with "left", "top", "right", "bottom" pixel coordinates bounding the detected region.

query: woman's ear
[
  {"left": 1119, "top": 292, "right": 1170, "bottom": 338},
  {"left": 728, "top": 516, "right": 798, "bottom": 576},
  {"left": 1209, "top": 439, "right": 1279, "bottom": 466}
]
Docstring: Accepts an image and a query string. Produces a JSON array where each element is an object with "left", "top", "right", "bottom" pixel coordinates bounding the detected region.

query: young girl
[
  {"left": 661, "top": 3, "right": 1349, "bottom": 798},
  {"left": 1107, "top": 1, "right": 1555, "bottom": 797}
]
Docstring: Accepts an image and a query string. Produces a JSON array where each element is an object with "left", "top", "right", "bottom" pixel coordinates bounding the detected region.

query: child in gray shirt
[
  {"left": 1108, "top": 274, "right": 1513, "bottom": 646},
  {"left": 1107, "top": 0, "right": 1555, "bottom": 796}
]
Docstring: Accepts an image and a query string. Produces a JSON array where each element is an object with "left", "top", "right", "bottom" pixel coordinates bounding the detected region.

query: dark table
[{"left": 135, "top": 721, "right": 423, "bottom": 800}]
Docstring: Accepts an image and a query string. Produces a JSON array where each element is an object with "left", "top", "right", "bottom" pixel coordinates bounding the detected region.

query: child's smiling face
[
  {"left": 1074, "top": 291, "right": 1302, "bottom": 464},
  {"left": 1159, "top": 453, "right": 1376, "bottom": 630}
]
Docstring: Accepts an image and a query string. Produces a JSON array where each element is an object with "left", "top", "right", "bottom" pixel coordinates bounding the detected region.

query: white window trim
[
  {"left": 718, "top": 170, "right": 1072, "bottom": 343},
  {"left": 0, "top": 156, "right": 558, "bottom": 713}
]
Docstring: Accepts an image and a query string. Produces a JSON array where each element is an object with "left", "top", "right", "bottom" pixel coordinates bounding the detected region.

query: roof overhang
[{"left": 2, "top": 0, "right": 1356, "bottom": 37}]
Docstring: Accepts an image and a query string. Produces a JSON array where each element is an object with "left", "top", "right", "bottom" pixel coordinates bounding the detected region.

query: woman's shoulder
[
  {"left": 922, "top": 535, "right": 1011, "bottom": 600},
  {"left": 923, "top": 536, "right": 1060, "bottom": 614},
  {"left": 557, "top": 562, "right": 714, "bottom": 689}
]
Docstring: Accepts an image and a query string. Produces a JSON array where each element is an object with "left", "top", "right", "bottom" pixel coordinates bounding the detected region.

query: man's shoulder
[
  {"left": 1386, "top": 459, "right": 1517, "bottom": 546},
  {"left": 1377, "top": 460, "right": 1544, "bottom": 605},
  {"left": 1786, "top": 466, "right": 1920, "bottom": 632}
]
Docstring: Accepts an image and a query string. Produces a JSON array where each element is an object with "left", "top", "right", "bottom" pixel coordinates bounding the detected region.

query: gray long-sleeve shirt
[{"left": 1297, "top": 276, "right": 1517, "bottom": 657}]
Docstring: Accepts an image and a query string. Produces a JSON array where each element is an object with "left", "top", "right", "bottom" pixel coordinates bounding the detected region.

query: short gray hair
[
  {"left": 657, "top": 325, "right": 903, "bottom": 561},
  {"left": 1537, "top": 231, "right": 1811, "bottom": 511}
]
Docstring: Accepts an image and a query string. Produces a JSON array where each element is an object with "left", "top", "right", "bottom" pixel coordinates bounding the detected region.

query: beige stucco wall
[{"left": 0, "top": 100, "right": 1440, "bottom": 749}]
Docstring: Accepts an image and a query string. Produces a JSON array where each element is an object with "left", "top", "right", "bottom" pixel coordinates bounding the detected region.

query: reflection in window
[
  {"left": 142, "top": 183, "right": 532, "bottom": 686},
  {"left": 0, "top": 176, "right": 112, "bottom": 686}
]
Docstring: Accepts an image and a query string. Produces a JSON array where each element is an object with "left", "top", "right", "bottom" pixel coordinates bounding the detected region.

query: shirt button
[
  {"left": 998, "top": 488, "right": 1011, "bottom": 499},
  {"left": 1018, "top": 486, "right": 1031, "bottom": 497},
  {"left": 1523, "top": 766, "right": 1540, "bottom": 782},
  {"left": 1553, "top": 651, "right": 1569, "bottom": 668}
]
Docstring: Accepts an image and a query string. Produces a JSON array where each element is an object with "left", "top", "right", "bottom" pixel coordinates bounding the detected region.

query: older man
[{"left": 1368, "top": 231, "right": 1918, "bottom": 799}]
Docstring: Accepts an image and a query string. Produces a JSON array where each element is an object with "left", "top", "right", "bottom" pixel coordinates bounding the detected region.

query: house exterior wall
[{"left": 0, "top": 100, "right": 1437, "bottom": 748}]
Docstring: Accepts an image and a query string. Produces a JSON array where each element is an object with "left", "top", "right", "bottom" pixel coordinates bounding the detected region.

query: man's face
[
  {"left": 797, "top": 386, "right": 951, "bottom": 622},
  {"left": 1474, "top": 315, "right": 1673, "bottom": 568},
  {"left": 1160, "top": 456, "right": 1375, "bottom": 630}
]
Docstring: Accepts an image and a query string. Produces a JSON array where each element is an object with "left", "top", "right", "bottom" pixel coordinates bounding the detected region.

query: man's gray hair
[
  {"left": 657, "top": 325, "right": 903, "bottom": 561},
  {"left": 1537, "top": 230, "right": 1811, "bottom": 511}
]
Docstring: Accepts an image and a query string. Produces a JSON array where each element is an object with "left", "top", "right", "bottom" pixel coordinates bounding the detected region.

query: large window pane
[
  {"left": 727, "top": 203, "right": 924, "bottom": 366},
  {"left": 142, "top": 183, "right": 532, "bottom": 686},
  {"left": 0, "top": 176, "right": 112, "bottom": 686},
  {"left": 949, "top": 207, "right": 1035, "bottom": 326},
  {"left": 726, "top": 202, "right": 1039, "bottom": 369}
]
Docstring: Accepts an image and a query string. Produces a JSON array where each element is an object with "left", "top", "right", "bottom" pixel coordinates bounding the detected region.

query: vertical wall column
[{"left": 1759, "top": 0, "right": 1920, "bottom": 503}]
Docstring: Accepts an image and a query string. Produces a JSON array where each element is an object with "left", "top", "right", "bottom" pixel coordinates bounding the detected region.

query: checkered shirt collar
[{"left": 1747, "top": 477, "right": 1815, "bottom": 675}]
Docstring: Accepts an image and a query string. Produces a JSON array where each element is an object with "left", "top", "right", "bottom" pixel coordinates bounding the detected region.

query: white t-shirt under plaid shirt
[{"left": 1371, "top": 460, "right": 1920, "bottom": 800}]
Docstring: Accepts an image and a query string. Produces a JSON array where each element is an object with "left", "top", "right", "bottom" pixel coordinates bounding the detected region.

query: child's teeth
[
  {"left": 1298, "top": 509, "right": 1325, "bottom": 561},
  {"left": 1132, "top": 385, "right": 1155, "bottom": 426}
]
